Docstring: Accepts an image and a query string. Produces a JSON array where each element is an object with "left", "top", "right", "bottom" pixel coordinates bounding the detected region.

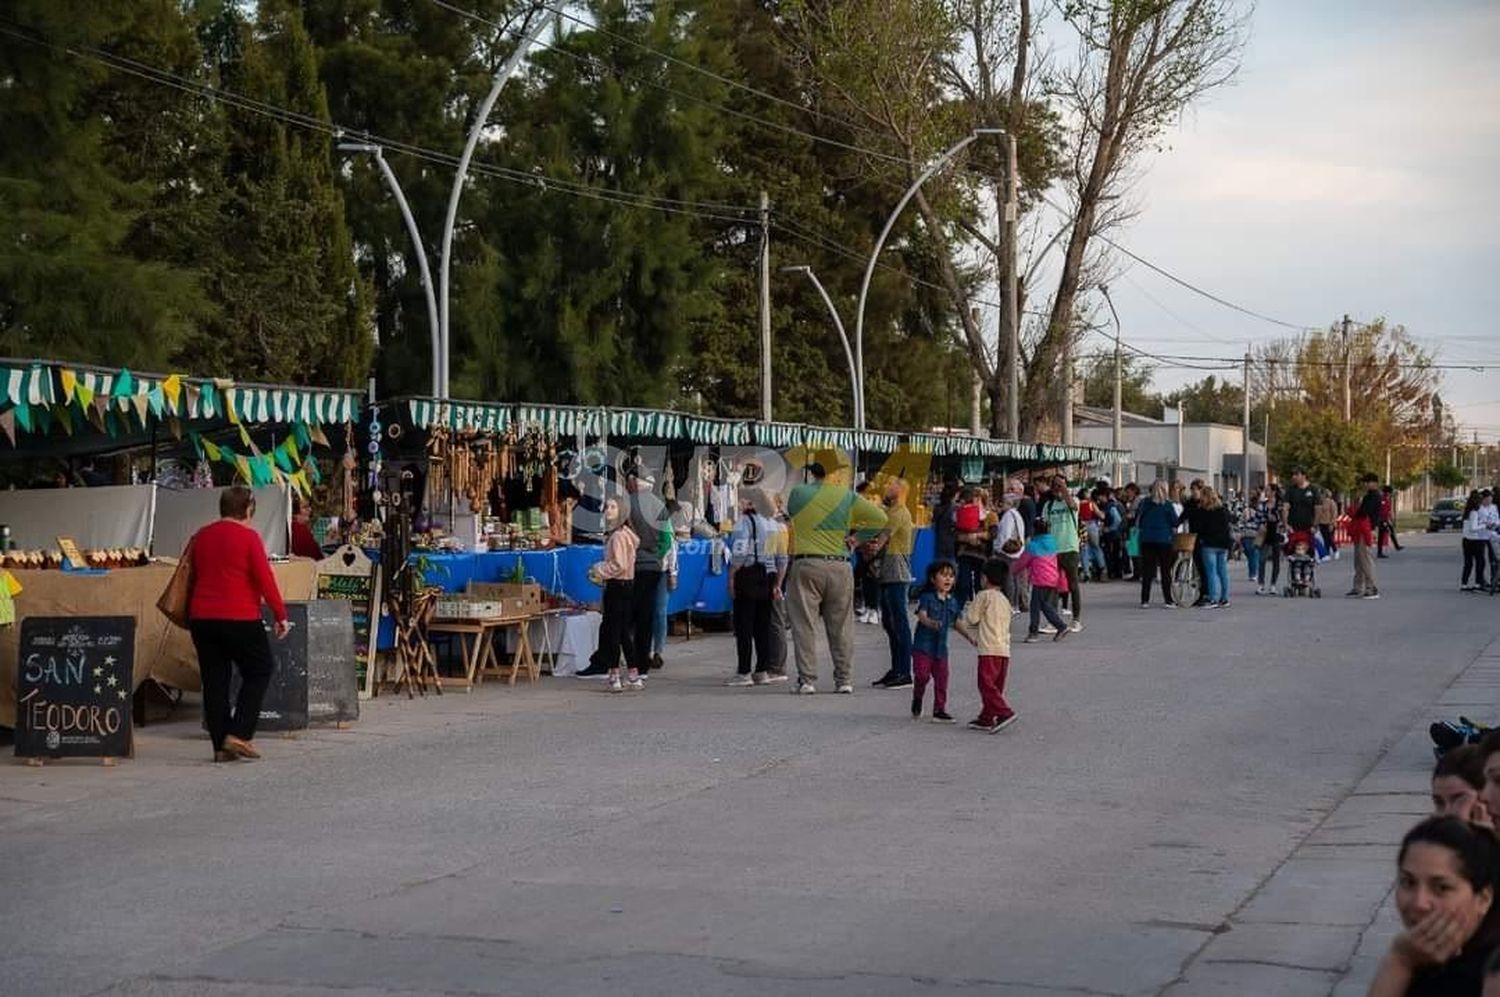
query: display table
[
  {"left": 502, "top": 609, "right": 601, "bottom": 676},
  {"left": 0, "top": 558, "right": 319, "bottom": 728},
  {"left": 427, "top": 616, "right": 539, "bottom": 691}
]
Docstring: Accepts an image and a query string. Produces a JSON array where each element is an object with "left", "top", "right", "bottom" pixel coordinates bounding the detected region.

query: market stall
[{"left": 0, "top": 359, "right": 364, "bottom": 728}]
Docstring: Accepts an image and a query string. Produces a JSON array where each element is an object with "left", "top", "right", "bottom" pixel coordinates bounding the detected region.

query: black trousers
[
  {"left": 190, "top": 619, "right": 275, "bottom": 751},
  {"left": 1463, "top": 539, "right": 1489, "bottom": 587},
  {"left": 591, "top": 579, "right": 634, "bottom": 672},
  {"left": 627, "top": 568, "right": 661, "bottom": 673},
  {"left": 1138, "top": 542, "right": 1173, "bottom": 605},
  {"left": 1378, "top": 521, "right": 1402, "bottom": 553},
  {"left": 733, "top": 595, "right": 774, "bottom": 674}
]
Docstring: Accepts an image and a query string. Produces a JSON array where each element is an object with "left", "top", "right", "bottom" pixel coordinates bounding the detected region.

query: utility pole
[
  {"left": 998, "top": 132, "right": 1020, "bottom": 440},
  {"left": 969, "top": 308, "right": 983, "bottom": 436},
  {"left": 1242, "top": 348, "right": 1252, "bottom": 490},
  {"left": 759, "top": 191, "right": 772, "bottom": 423},
  {"left": 1341, "top": 313, "right": 1352, "bottom": 421}
]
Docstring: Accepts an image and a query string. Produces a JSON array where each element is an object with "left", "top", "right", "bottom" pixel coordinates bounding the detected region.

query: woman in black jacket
[{"left": 1187, "top": 485, "right": 1234, "bottom": 608}]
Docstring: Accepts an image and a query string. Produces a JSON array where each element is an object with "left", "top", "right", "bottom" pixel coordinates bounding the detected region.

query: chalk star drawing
[
  {"left": 117, "top": 690, "right": 127, "bottom": 701},
  {"left": 106, "top": 675, "right": 117, "bottom": 688},
  {"left": 104, "top": 656, "right": 116, "bottom": 667},
  {"left": 94, "top": 684, "right": 102, "bottom": 695},
  {"left": 93, "top": 666, "right": 103, "bottom": 678}
]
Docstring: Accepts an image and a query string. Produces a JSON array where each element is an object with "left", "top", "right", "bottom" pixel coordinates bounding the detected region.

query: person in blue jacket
[{"left": 1135, "top": 479, "right": 1181, "bottom": 608}]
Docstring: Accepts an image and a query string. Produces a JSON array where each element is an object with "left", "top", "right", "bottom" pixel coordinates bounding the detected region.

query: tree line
[{"left": 5, "top": 0, "right": 1269, "bottom": 438}]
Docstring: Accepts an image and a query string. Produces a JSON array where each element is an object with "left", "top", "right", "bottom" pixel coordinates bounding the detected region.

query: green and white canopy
[{"left": 399, "top": 395, "right": 1131, "bottom": 468}]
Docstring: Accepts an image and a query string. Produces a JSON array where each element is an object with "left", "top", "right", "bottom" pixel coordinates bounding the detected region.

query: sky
[{"left": 1092, "top": 0, "right": 1500, "bottom": 441}]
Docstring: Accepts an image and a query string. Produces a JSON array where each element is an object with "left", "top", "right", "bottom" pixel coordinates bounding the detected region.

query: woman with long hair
[
  {"left": 1257, "top": 483, "right": 1286, "bottom": 596},
  {"left": 187, "top": 486, "right": 289, "bottom": 763},
  {"left": 1188, "top": 485, "right": 1234, "bottom": 608},
  {"left": 1135, "top": 480, "right": 1179, "bottom": 608},
  {"left": 1461, "top": 491, "right": 1496, "bottom": 592}
]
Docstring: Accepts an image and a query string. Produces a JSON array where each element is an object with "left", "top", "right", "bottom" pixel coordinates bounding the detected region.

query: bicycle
[{"left": 1170, "top": 533, "right": 1201, "bottom": 607}]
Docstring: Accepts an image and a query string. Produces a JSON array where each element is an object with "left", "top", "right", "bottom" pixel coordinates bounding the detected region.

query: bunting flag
[
  {"left": 59, "top": 368, "right": 78, "bottom": 404},
  {"left": 34, "top": 407, "right": 51, "bottom": 435},
  {"left": 0, "top": 410, "right": 14, "bottom": 446},
  {"left": 130, "top": 394, "right": 149, "bottom": 427},
  {"left": 202, "top": 439, "right": 222, "bottom": 461},
  {"left": 234, "top": 455, "right": 252, "bottom": 484},
  {"left": 167, "top": 416, "right": 182, "bottom": 440},
  {"left": 13, "top": 402, "right": 31, "bottom": 433},
  {"left": 146, "top": 386, "right": 165, "bottom": 418},
  {"left": 113, "top": 369, "right": 135, "bottom": 398},
  {"left": 161, "top": 374, "right": 182, "bottom": 410},
  {"left": 57, "top": 407, "right": 73, "bottom": 436},
  {"left": 309, "top": 424, "right": 329, "bottom": 448},
  {"left": 75, "top": 382, "right": 95, "bottom": 410}
]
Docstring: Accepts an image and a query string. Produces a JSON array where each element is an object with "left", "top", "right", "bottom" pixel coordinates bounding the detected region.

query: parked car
[{"left": 1428, "top": 498, "right": 1464, "bottom": 532}]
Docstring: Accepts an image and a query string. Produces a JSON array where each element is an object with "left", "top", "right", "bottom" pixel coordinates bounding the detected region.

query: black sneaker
[
  {"left": 931, "top": 710, "right": 956, "bottom": 724},
  {"left": 911, "top": 697, "right": 922, "bottom": 719},
  {"left": 651, "top": 653, "right": 664, "bottom": 671},
  {"left": 993, "top": 713, "right": 1019, "bottom": 733},
  {"left": 882, "top": 674, "right": 913, "bottom": 690},
  {"left": 575, "top": 663, "right": 610, "bottom": 678},
  {"left": 872, "top": 670, "right": 898, "bottom": 688}
]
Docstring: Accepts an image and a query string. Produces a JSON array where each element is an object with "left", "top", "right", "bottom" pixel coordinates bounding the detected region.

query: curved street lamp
[
  {"left": 782, "top": 265, "right": 861, "bottom": 429},
  {"left": 852, "top": 128, "right": 1005, "bottom": 431},
  {"left": 338, "top": 143, "right": 441, "bottom": 398}
]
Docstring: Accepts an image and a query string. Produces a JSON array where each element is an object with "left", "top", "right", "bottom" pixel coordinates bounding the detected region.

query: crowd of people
[{"left": 574, "top": 463, "right": 1408, "bottom": 747}]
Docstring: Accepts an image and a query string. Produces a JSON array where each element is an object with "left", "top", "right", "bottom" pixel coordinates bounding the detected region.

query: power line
[{"left": 0, "top": 21, "right": 760, "bottom": 226}]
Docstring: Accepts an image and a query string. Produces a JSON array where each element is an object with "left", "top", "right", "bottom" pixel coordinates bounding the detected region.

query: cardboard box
[{"left": 469, "top": 582, "right": 543, "bottom": 613}]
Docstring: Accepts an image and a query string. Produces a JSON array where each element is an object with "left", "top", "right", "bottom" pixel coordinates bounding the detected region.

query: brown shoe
[
  {"left": 213, "top": 749, "right": 238, "bottom": 764},
  {"left": 223, "top": 735, "right": 261, "bottom": 760}
]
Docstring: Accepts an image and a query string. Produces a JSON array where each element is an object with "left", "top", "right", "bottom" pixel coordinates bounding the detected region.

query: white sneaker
[
  {"left": 724, "top": 674, "right": 754, "bottom": 687},
  {"left": 1038, "top": 624, "right": 1058, "bottom": 635},
  {"left": 836, "top": 684, "right": 854, "bottom": 694},
  {"left": 794, "top": 682, "right": 817, "bottom": 695},
  {"left": 627, "top": 676, "right": 645, "bottom": 691},
  {"left": 608, "top": 675, "right": 624, "bottom": 693},
  {"left": 760, "top": 672, "right": 790, "bottom": 684},
  {"left": 1068, "top": 620, "right": 1084, "bottom": 633}
]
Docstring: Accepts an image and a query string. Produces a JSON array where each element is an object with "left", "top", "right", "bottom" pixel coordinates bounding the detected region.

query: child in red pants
[
  {"left": 911, "top": 560, "right": 961, "bottom": 723},
  {"left": 958, "top": 559, "right": 1018, "bottom": 733}
]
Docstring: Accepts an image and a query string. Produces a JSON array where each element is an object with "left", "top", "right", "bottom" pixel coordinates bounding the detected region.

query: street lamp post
[
  {"left": 782, "top": 265, "right": 860, "bottom": 428},
  {"left": 1100, "top": 284, "right": 1123, "bottom": 489},
  {"left": 852, "top": 128, "right": 1004, "bottom": 432},
  {"left": 338, "top": 143, "right": 441, "bottom": 398},
  {"left": 436, "top": 9, "right": 552, "bottom": 399}
]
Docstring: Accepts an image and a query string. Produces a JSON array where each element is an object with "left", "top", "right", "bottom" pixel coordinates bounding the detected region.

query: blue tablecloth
[
  {"left": 376, "top": 527, "right": 935, "bottom": 650},
  {"left": 413, "top": 543, "right": 732, "bottom": 617}
]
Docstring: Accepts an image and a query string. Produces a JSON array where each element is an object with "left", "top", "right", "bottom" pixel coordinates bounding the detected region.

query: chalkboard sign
[
  {"left": 231, "top": 601, "right": 358, "bottom": 729},
  {"left": 315, "top": 545, "right": 381, "bottom": 699},
  {"left": 15, "top": 616, "right": 135, "bottom": 760}
]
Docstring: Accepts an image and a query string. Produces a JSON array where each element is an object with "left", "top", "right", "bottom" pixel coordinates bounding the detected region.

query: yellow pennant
[
  {"left": 161, "top": 374, "right": 182, "bottom": 410},
  {"left": 59, "top": 369, "right": 78, "bottom": 404}
]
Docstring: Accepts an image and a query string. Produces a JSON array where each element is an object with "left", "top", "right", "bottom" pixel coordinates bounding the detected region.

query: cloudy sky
[{"left": 1096, "top": 0, "right": 1500, "bottom": 441}]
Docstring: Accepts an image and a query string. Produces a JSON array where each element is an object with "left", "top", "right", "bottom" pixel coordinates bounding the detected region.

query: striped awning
[
  {"left": 408, "top": 399, "right": 512, "bottom": 433},
  {"left": 393, "top": 395, "right": 1131, "bottom": 467},
  {"left": 682, "top": 416, "right": 748, "bottom": 446},
  {"left": 608, "top": 409, "right": 684, "bottom": 439},
  {"left": 513, "top": 404, "right": 599, "bottom": 437}
]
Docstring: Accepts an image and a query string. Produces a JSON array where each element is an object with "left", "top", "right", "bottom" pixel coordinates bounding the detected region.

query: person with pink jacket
[{"left": 1013, "top": 518, "right": 1071, "bottom": 643}]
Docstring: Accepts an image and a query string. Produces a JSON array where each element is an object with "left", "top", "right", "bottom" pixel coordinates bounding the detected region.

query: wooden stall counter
[{"left": 0, "top": 558, "right": 318, "bottom": 727}]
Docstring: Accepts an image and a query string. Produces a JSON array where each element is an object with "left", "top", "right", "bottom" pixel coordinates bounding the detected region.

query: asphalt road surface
[{"left": 2, "top": 532, "right": 1495, "bottom": 996}]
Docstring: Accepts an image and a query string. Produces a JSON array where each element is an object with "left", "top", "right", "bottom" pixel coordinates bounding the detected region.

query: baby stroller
[{"left": 1283, "top": 529, "right": 1321, "bottom": 598}]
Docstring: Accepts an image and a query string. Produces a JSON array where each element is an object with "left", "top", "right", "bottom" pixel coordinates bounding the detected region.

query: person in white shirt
[
  {"left": 1461, "top": 490, "right": 1499, "bottom": 591},
  {"left": 992, "top": 489, "right": 1027, "bottom": 612}
]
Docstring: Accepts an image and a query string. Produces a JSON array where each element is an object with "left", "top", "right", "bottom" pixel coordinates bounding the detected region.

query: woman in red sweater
[{"left": 188, "top": 486, "right": 289, "bottom": 762}]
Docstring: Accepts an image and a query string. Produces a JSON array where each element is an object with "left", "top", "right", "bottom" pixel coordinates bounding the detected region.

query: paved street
[{"left": 2, "top": 533, "right": 1497, "bottom": 997}]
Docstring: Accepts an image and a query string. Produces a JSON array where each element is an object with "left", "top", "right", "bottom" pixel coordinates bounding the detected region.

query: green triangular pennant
[{"left": 113, "top": 369, "right": 135, "bottom": 397}]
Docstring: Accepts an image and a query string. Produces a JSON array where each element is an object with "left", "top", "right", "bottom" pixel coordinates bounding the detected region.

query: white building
[{"left": 1073, "top": 405, "right": 1267, "bottom": 495}]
